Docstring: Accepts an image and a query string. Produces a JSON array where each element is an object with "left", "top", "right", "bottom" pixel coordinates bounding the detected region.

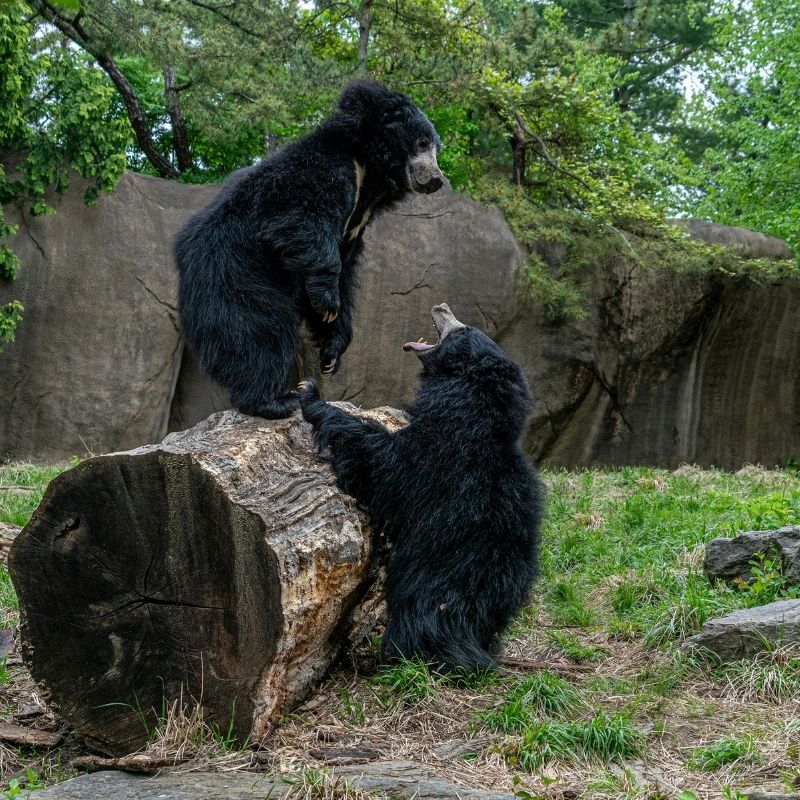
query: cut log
[{"left": 9, "top": 407, "right": 405, "bottom": 756}]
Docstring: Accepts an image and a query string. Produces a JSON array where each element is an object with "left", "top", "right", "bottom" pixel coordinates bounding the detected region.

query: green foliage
[
  {"left": 1, "top": 2, "right": 130, "bottom": 345},
  {"left": 0, "top": 299, "right": 23, "bottom": 349},
  {"left": 2, "top": 769, "right": 45, "bottom": 799},
  {"left": 733, "top": 550, "right": 800, "bottom": 607},
  {"left": 682, "top": 0, "right": 800, "bottom": 254},
  {"left": 556, "top": 0, "right": 716, "bottom": 129}
]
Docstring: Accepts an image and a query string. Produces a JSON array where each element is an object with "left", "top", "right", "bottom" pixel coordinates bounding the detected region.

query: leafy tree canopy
[
  {"left": 1, "top": 0, "right": 798, "bottom": 345},
  {"left": 680, "top": 0, "right": 800, "bottom": 254}
]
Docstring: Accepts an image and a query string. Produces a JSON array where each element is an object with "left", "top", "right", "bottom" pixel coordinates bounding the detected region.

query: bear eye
[{"left": 416, "top": 136, "right": 430, "bottom": 150}]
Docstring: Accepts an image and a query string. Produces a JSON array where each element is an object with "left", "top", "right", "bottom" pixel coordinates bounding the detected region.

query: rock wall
[
  {"left": 1, "top": 169, "right": 798, "bottom": 468},
  {"left": 0, "top": 173, "right": 217, "bottom": 461}
]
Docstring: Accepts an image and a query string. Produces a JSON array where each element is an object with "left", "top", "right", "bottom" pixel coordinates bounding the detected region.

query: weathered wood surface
[
  {"left": 9, "top": 407, "right": 405, "bottom": 755},
  {"left": 0, "top": 522, "right": 21, "bottom": 566}
]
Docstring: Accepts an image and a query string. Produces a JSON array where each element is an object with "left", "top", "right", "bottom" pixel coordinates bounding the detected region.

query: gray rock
[
  {"left": 27, "top": 771, "right": 282, "bottom": 799},
  {"left": 0, "top": 170, "right": 217, "bottom": 461},
  {"left": 28, "top": 762, "right": 518, "bottom": 799},
  {"left": 675, "top": 219, "right": 796, "bottom": 260},
  {"left": 503, "top": 246, "right": 800, "bottom": 469},
  {"left": 704, "top": 527, "right": 800, "bottom": 583},
  {"left": 742, "top": 793, "right": 800, "bottom": 800},
  {"left": 340, "top": 760, "right": 517, "bottom": 798},
  {"left": 684, "top": 599, "right": 800, "bottom": 661}
]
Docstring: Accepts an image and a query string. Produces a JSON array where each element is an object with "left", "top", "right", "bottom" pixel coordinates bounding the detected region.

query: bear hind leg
[
  {"left": 382, "top": 610, "right": 494, "bottom": 674},
  {"left": 223, "top": 310, "right": 300, "bottom": 419}
]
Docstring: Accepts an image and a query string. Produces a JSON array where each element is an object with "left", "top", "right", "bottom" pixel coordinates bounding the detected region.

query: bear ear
[{"left": 337, "top": 79, "right": 410, "bottom": 121}]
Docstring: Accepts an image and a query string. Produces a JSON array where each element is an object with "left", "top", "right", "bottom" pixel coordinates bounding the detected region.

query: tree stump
[{"left": 9, "top": 407, "right": 404, "bottom": 755}]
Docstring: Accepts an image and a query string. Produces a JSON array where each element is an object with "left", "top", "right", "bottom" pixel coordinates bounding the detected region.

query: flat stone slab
[
  {"left": 684, "top": 599, "right": 800, "bottom": 661},
  {"left": 705, "top": 526, "right": 800, "bottom": 583},
  {"left": 743, "top": 793, "right": 800, "bottom": 800},
  {"left": 28, "top": 761, "right": 518, "bottom": 799}
]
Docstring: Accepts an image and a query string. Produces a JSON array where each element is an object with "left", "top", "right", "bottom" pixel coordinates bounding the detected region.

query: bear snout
[{"left": 407, "top": 147, "right": 444, "bottom": 194}]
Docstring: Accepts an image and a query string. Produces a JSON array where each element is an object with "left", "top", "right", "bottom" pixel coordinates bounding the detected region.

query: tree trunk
[
  {"left": 9, "top": 408, "right": 404, "bottom": 756},
  {"left": 357, "top": 0, "right": 372, "bottom": 77},
  {"left": 510, "top": 122, "right": 527, "bottom": 186},
  {"left": 163, "top": 66, "right": 193, "bottom": 173}
]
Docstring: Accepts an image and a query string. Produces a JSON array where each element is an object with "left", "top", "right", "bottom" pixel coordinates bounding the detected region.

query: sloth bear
[
  {"left": 174, "top": 80, "right": 443, "bottom": 419},
  {"left": 299, "top": 303, "right": 541, "bottom": 671}
]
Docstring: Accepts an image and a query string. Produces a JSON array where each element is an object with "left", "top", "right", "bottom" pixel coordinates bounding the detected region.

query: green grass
[
  {"left": 336, "top": 683, "right": 366, "bottom": 726},
  {"left": 687, "top": 735, "right": 761, "bottom": 772},
  {"left": 0, "top": 463, "right": 66, "bottom": 527},
  {"left": 370, "top": 658, "right": 439, "bottom": 707},
  {"left": 546, "top": 630, "right": 607, "bottom": 662},
  {"left": 537, "top": 467, "right": 800, "bottom": 647},
  {"left": 480, "top": 671, "right": 583, "bottom": 732},
  {"left": 504, "top": 712, "right": 644, "bottom": 771},
  {"left": 718, "top": 645, "right": 800, "bottom": 702},
  {"left": 0, "top": 463, "right": 67, "bottom": 629}
]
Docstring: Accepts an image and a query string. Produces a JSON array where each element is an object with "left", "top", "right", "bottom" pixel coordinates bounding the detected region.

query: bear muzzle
[
  {"left": 407, "top": 147, "right": 444, "bottom": 194},
  {"left": 403, "top": 303, "right": 466, "bottom": 354}
]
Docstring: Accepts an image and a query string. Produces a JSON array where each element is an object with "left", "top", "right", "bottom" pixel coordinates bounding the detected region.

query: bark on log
[{"left": 9, "top": 408, "right": 405, "bottom": 756}]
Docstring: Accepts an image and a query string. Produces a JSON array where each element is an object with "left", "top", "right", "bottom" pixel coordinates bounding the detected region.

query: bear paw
[
  {"left": 309, "top": 289, "right": 340, "bottom": 323},
  {"left": 297, "top": 378, "right": 320, "bottom": 404}
]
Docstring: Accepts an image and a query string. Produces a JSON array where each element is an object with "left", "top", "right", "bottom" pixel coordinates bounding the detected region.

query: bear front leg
[
  {"left": 305, "top": 259, "right": 341, "bottom": 324},
  {"left": 309, "top": 302, "right": 353, "bottom": 376},
  {"left": 306, "top": 263, "right": 355, "bottom": 375},
  {"left": 298, "top": 379, "right": 390, "bottom": 506}
]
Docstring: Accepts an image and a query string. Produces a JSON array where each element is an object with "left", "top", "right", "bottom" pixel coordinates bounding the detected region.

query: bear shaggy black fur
[
  {"left": 299, "top": 303, "right": 541, "bottom": 671},
  {"left": 174, "top": 80, "right": 443, "bottom": 419}
]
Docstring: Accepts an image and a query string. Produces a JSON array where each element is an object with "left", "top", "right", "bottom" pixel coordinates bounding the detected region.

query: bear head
[
  {"left": 335, "top": 79, "right": 444, "bottom": 195},
  {"left": 403, "top": 303, "right": 533, "bottom": 438}
]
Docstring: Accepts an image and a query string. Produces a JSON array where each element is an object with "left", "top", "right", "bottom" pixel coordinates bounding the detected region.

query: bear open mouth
[{"left": 403, "top": 304, "right": 464, "bottom": 353}]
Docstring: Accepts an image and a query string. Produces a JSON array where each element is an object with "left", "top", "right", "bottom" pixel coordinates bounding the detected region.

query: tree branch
[
  {"left": 513, "top": 112, "right": 594, "bottom": 193},
  {"left": 34, "top": 0, "right": 179, "bottom": 180}
]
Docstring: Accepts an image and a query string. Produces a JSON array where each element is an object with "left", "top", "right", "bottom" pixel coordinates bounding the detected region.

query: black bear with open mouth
[{"left": 299, "top": 304, "right": 541, "bottom": 672}]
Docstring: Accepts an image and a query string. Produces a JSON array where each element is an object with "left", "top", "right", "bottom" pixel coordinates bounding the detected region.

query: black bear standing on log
[
  {"left": 174, "top": 80, "right": 444, "bottom": 419},
  {"left": 300, "top": 303, "right": 542, "bottom": 672}
]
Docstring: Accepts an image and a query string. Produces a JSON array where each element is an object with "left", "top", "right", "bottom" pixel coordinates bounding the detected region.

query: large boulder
[
  {"left": 0, "top": 172, "right": 217, "bottom": 461},
  {"left": 2, "top": 168, "right": 799, "bottom": 469},
  {"left": 502, "top": 228, "right": 800, "bottom": 468}
]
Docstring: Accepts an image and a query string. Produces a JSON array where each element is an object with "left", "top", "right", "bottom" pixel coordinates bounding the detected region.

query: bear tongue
[{"left": 402, "top": 341, "right": 437, "bottom": 352}]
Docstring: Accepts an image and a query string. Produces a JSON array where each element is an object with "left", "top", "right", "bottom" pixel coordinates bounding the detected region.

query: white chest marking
[{"left": 343, "top": 160, "right": 365, "bottom": 238}]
